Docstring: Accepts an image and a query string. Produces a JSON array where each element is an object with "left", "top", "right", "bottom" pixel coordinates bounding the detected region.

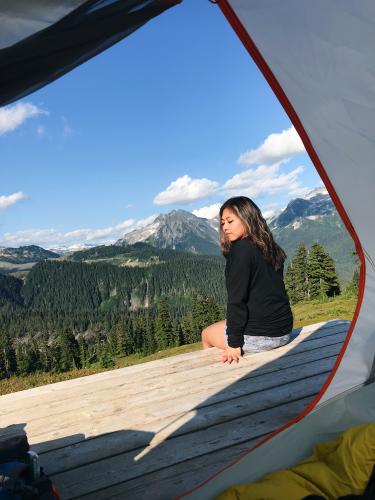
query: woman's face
[{"left": 221, "top": 208, "right": 248, "bottom": 242}]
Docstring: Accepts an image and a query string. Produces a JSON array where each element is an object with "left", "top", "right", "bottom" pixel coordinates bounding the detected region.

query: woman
[{"left": 202, "top": 196, "right": 294, "bottom": 364}]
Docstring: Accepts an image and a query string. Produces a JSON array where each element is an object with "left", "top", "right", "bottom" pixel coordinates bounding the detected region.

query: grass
[
  {"left": 292, "top": 295, "right": 357, "bottom": 327},
  {"left": 0, "top": 295, "right": 358, "bottom": 396}
]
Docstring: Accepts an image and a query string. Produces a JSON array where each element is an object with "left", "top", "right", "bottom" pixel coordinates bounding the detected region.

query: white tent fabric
[
  {"left": 183, "top": 1, "right": 375, "bottom": 496},
  {"left": 219, "top": 0, "right": 375, "bottom": 406}
]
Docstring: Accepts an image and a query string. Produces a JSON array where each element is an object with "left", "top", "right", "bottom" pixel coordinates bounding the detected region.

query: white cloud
[
  {"left": 0, "top": 192, "right": 27, "bottom": 210},
  {"left": 126, "top": 203, "right": 135, "bottom": 208},
  {"left": 192, "top": 203, "right": 221, "bottom": 219},
  {"left": 154, "top": 175, "right": 219, "bottom": 205},
  {"left": 0, "top": 214, "right": 159, "bottom": 248},
  {"left": 0, "top": 102, "right": 48, "bottom": 135},
  {"left": 222, "top": 163, "right": 305, "bottom": 199},
  {"left": 2, "top": 228, "right": 60, "bottom": 246},
  {"left": 238, "top": 126, "right": 305, "bottom": 166}
]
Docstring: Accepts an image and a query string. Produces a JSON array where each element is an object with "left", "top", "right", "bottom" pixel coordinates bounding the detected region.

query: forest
[{"left": 0, "top": 242, "right": 358, "bottom": 379}]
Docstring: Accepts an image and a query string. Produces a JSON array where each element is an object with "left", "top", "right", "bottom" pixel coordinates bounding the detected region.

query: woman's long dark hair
[{"left": 219, "top": 196, "right": 286, "bottom": 271}]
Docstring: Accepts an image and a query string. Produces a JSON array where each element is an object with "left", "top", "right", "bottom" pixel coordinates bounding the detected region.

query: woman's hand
[{"left": 221, "top": 346, "right": 244, "bottom": 364}]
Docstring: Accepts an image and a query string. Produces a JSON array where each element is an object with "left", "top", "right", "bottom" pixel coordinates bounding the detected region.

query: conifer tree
[
  {"left": 344, "top": 254, "right": 360, "bottom": 297},
  {"left": 345, "top": 267, "right": 359, "bottom": 297},
  {"left": 175, "top": 319, "right": 185, "bottom": 347},
  {"left": 307, "top": 242, "right": 340, "bottom": 299},
  {"left": 142, "top": 312, "right": 157, "bottom": 355},
  {"left": 285, "top": 243, "right": 308, "bottom": 304},
  {"left": 180, "top": 314, "right": 195, "bottom": 345},
  {"left": 98, "top": 339, "right": 115, "bottom": 368},
  {"left": 77, "top": 334, "right": 89, "bottom": 368},
  {"left": 191, "top": 292, "right": 221, "bottom": 341},
  {"left": 15, "top": 343, "right": 39, "bottom": 376},
  {"left": 58, "top": 330, "right": 81, "bottom": 371},
  {"left": 111, "top": 321, "right": 133, "bottom": 356},
  {"left": 154, "top": 297, "right": 173, "bottom": 350},
  {"left": 0, "top": 330, "right": 17, "bottom": 378}
]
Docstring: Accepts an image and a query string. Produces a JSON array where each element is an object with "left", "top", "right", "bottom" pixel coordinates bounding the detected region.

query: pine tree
[
  {"left": 77, "top": 334, "right": 89, "bottom": 368},
  {"left": 175, "top": 320, "right": 185, "bottom": 347},
  {"left": 190, "top": 292, "right": 221, "bottom": 342},
  {"left": 0, "top": 330, "right": 17, "bottom": 378},
  {"left": 58, "top": 329, "right": 80, "bottom": 372},
  {"left": 15, "top": 343, "right": 39, "bottom": 376},
  {"left": 111, "top": 321, "right": 133, "bottom": 356},
  {"left": 98, "top": 339, "right": 115, "bottom": 368},
  {"left": 344, "top": 254, "right": 360, "bottom": 297},
  {"left": 285, "top": 243, "right": 308, "bottom": 304},
  {"left": 154, "top": 297, "right": 173, "bottom": 350},
  {"left": 180, "top": 314, "right": 195, "bottom": 345},
  {"left": 307, "top": 243, "right": 340, "bottom": 300},
  {"left": 142, "top": 312, "right": 157, "bottom": 355}
]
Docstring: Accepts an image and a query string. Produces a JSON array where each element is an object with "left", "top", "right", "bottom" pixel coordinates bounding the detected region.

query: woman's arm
[{"left": 225, "top": 239, "right": 253, "bottom": 349}]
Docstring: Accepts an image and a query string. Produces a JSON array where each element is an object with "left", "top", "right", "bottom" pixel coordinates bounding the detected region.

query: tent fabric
[
  {"left": 185, "top": 382, "right": 375, "bottom": 499},
  {"left": 182, "top": 1, "right": 375, "bottom": 497},
  {"left": 216, "top": 423, "right": 375, "bottom": 500},
  {"left": 0, "top": 0, "right": 181, "bottom": 107},
  {"left": 0, "top": 1, "right": 86, "bottom": 49},
  {"left": 218, "top": 0, "right": 375, "bottom": 406}
]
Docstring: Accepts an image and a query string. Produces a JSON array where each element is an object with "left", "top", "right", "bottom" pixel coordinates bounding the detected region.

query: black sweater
[{"left": 225, "top": 236, "right": 293, "bottom": 348}]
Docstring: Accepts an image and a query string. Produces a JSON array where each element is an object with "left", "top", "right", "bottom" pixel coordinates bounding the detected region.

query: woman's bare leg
[{"left": 201, "top": 320, "right": 227, "bottom": 350}]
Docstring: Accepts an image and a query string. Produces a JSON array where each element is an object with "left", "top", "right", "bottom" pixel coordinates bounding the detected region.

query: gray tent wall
[{"left": 184, "top": 0, "right": 375, "bottom": 496}]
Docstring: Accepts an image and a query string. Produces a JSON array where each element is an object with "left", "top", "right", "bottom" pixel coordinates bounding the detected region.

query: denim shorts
[{"left": 224, "top": 324, "right": 294, "bottom": 354}]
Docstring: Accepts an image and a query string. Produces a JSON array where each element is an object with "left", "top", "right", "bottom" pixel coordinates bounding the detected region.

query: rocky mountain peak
[
  {"left": 270, "top": 188, "right": 334, "bottom": 229},
  {"left": 116, "top": 209, "right": 220, "bottom": 255}
]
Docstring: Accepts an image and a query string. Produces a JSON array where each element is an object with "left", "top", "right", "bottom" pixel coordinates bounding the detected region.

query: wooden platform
[{"left": 0, "top": 319, "right": 350, "bottom": 499}]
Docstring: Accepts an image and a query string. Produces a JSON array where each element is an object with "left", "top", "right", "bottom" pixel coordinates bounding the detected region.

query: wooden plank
[
  {"left": 76, "top": 438, "right": 261, "bottom": 500},
  {"left": 40, "top": 369, "right": 329, "bottom": 476},
  {"left": 5, "top": 341, "right": 343, "bottom": 453},
  {"left": 0, "top": 339, "right": 344, "bottom": 453},
  {"left": 0, "top": 320, "right": 348, "bottom": 407},
  {"left": 49, "top": 395, "right": 315, "bottom": 499},
  {"left": 0, "top": 324, "right": 348, "bottom": 422}
]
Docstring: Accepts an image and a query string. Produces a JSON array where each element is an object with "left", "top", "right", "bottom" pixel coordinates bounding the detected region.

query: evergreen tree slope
[
  {"left": 273, "top": 214, "right": 356, "bottom": 283},
  {"left": 21, "top": 256, "right": 226, "bottom": 314}
]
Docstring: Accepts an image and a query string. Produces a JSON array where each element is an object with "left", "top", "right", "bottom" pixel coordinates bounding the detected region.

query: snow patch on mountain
[
  {"left": 304, "top": 186, "right": 328, "bottom": 199},
  {"left": 292, "top": 220, "right": 303, "bottom": 230}
]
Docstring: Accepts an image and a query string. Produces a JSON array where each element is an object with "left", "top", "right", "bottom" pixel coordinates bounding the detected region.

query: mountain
[
  {"left": 270, "top": 188, "right": 356, "bottom": 283},
  {"left": 47, "top": 243, "right": 97, "bottom": 256},
  {"left": 0, "top": 245, "right": 60, "bottom": 264},
  {"left": 66, "top": 241, "right": 185, "bottom": 267},
  {"left": 116, "top": 209, "right": 221, "bottom": 255},
  {"left": 269, "top": 187, "right": 332, "bottom": 229}
]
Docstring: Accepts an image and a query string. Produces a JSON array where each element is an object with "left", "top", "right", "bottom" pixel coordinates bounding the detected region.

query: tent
[{"left": 1, "top": 1, "right": 374, "bottom": 497}]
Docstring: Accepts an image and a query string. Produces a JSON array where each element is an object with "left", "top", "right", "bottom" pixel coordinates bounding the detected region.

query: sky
[{"left": 0, "top": 0, "right": 323, "bottom": 250}]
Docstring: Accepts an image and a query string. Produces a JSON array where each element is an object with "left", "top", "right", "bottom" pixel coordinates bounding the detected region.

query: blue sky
[{"left": 0, "top": 0, "right": 322, "bottom": 249}]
